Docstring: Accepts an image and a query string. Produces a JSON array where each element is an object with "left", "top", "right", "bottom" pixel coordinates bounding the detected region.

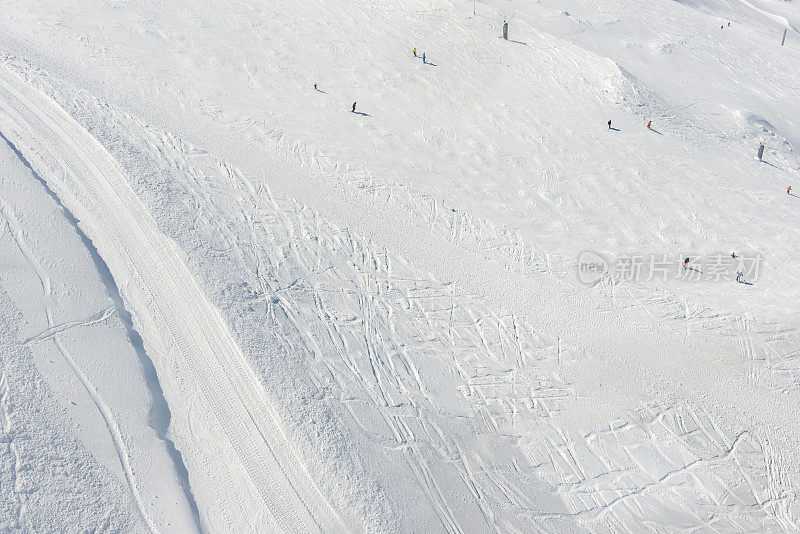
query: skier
[
  {"left": 413, "top": 48, "right": 417, "bottom": 57},
  {"left": 314, "top": 83, "right": 318, "bottom": 90},
  {"left": 731, "top": 252, "right": 737, "bottom": 259},
  {"left": 352, "top": 102, "right": 357, "bottom": 113},
  {"left": 683, "top": 257, "right": 690, "bottom": 270},
  {"left": 736, "top": 271, "right": 744, "bottom": 283},
  {"left": 788, "top": 185, "right": 793, "bottom": 195},
  {"left": 647, "top": 120, "right": 652, "bottom": 130},
  {"left": 608, "top": 120, "right": 612, "bottom": 129},
  {"left": 422, "top": 52, "right": 426, "bottom": 64}
]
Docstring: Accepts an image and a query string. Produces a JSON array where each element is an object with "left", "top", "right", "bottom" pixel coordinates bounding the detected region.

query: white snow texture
[{"left": 0, "top": 0, "right": 799, "bottom": 532}]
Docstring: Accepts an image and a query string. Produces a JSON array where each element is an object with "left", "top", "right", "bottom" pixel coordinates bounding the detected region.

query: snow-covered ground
[{"left": 0, "top": 0, "right": 799, "bottom": 531}]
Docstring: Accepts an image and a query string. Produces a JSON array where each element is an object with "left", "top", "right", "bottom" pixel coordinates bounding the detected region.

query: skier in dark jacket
[
  {"left": 608, "top": 120, "right": 612, "bottom": 129},
  {"left": 352, "top": 102, "right": 357, "bottom": 113}
]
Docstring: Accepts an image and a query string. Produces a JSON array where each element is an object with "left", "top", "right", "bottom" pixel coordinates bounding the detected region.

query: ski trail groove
[
  {"left": 1, "top": 127, "right": 205, "bottom": 532},
  {"left": 22, "top": 306, "right": 116, "bottom": 345},
  {"left": 0, "top": 65, "right": 344, "bottom": 533},
  {"left": 0, "top": 173, "right": 158, "bottom": 533}
]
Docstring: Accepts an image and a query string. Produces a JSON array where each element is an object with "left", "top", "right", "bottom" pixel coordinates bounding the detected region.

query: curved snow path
[{"left": 0, "top": 65, "right": 345, "bottom": 533}]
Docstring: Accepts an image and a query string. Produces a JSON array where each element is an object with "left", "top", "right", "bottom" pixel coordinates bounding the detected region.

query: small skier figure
[
  {"left": 683, "top": 257, "right": 690, "bottom": 270},
  {"left": 647, "top": 120, "right": 652, "bottom": 130},
  {"left": 736, "top": 271, "right": 744, "bottom": 283},
  {"left": 608, "top": 120, "right": 612, "bottom": 129},
  {"left": 352, "top": 102, "right": 357, "bottom": 113},
  {"left": 422, "top": 52, "right": 426, "bottom": 64},
  {"left": 788, "top": 185, "right": 793, "bottom": 195},
  {"left": 413, "top": 48, "right": 417, "bottom": 57},
  {"left": 731, "top": 252, "right": 737, "bottom": 260},
  {"left": 314, "top": 83, "right": 318, "bottom": 90}
]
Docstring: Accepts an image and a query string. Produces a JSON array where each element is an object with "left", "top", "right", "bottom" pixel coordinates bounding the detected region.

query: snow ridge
[
  {"left": 0, "top": 63, "right": 345, "bottom": 532},
  {"left": 0, "top": 129, "right": 204, "bottom": 533}
]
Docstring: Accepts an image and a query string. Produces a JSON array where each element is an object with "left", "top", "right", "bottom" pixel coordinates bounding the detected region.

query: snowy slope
[
  {"left": 0, "top": 132, "right": 145, "bottom": 532},
  {"left": 1, "top": 0, "right": 799, "bottom": 531}
]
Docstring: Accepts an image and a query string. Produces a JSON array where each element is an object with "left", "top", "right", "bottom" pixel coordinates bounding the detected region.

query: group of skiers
[
  {"left": 682, "top": 254, "right": 746, "bottom": 284},
  {"left": 318, "top": 46, "right": 793, "bottom": 205},
  {"left": 316, "top": 48, "right": 432, "bottom": 116},
  {"left": 607, "top": 118, "right": 791, "bottom": 197},
  {"left": 608, "top": 118, "right": 653, "bottom": 131}
]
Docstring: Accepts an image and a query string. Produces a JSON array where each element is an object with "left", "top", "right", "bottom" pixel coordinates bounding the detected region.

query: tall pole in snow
[
  {"left": 473, "top": 0, "right": 476, "bottom": 15},
  {"left": 781, "top": 28, "right": 787, "bottom": 46}
]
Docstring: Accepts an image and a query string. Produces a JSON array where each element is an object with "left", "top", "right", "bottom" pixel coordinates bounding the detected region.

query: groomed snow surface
[{"left": 1, "top": 0, "right": 799, "bottom": 532}]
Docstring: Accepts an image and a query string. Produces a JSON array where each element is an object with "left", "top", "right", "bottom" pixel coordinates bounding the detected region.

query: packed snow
[{"left": 1, "top": 0, "right": 799, "bottom": 531}]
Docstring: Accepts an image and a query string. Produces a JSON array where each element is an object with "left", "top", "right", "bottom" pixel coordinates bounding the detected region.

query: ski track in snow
[
  {"left": 0, "top": 142, "right": 140, "bottom": 531},
  {"left": 1, "top": 132, "right": 155, "bottom": 534},
  {"left": 1, "top": 0, "right": 800, "bottom": 530},
  {"left": 0, "top": 128, "right": 203, "bottom": 533},
  {"left": 0, "top": 64, "right": 345, "bottom": 533},
  {"left": 241, "top": 194, "right": 799, "bottom": 531},
  {"left": 24, "top": 71, "right": 796, "bottom": 530},
  {"left": 0, "top": 299, "right": 140, "bottom": 533},
  {"left": 4, "top": 56, "right": 800, "bottom": 533}
]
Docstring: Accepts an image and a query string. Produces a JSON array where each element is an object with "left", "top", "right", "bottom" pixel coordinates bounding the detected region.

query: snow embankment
[{"left": 0, "top": 64, "right": 345, "bottom": 533}]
